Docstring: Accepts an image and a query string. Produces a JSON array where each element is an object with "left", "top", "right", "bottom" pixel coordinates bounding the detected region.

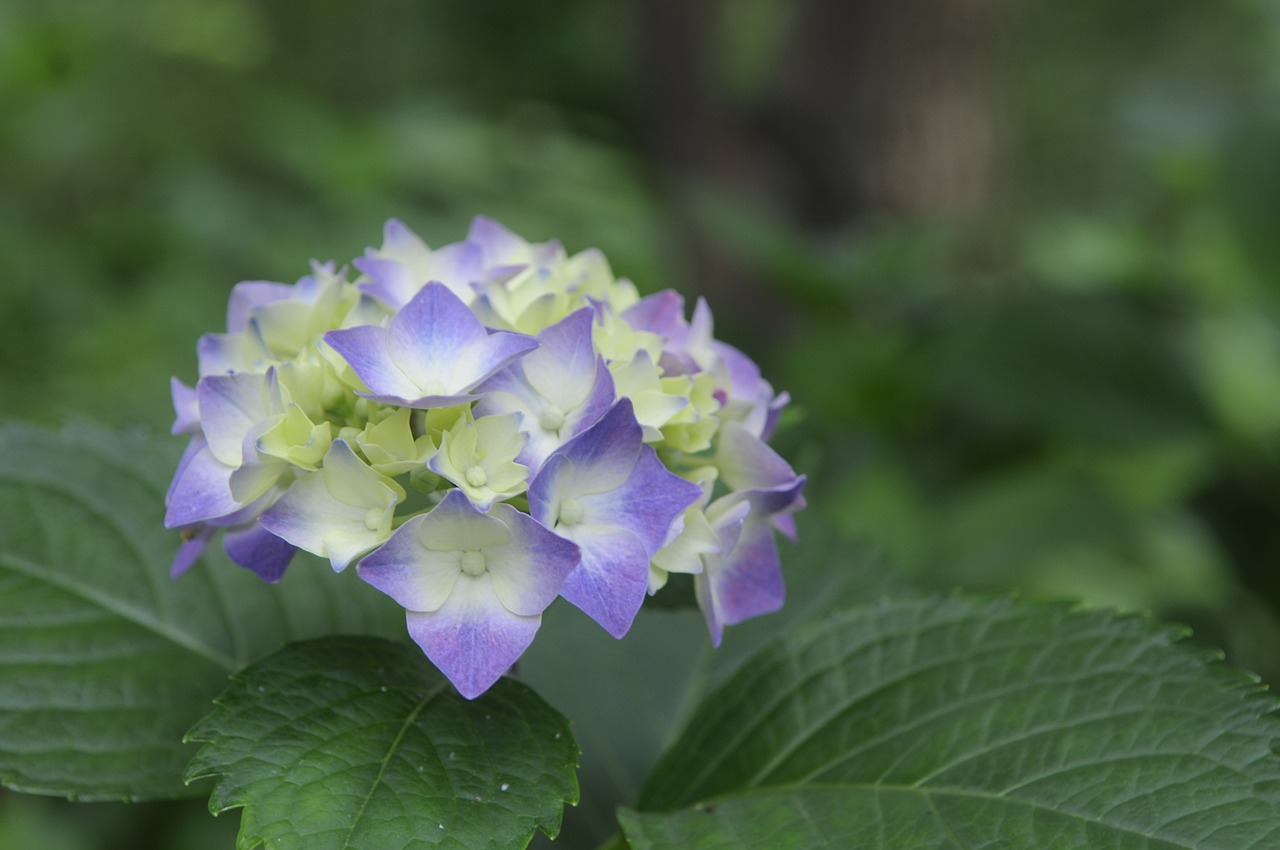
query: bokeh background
[{"left": 5, "top": 1, "right": 1280, "bottom": 847}]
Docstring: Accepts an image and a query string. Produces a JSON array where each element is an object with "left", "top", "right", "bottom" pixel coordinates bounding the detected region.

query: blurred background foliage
[{"left": 5, "top": 0, "right": 1280, "bottom": 846}]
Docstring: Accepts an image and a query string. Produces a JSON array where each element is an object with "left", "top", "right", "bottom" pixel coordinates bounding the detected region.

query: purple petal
[
  {"left": 622, "top": 289, "right": 686, "bottom": 339},
  {"left": 706, "top": 516, "right": 786, "bottom": 634},
  {"left": 164, "top": 440, "right": 239, "bottom": 528},
  {"left": 451, "top": 329, "right": 539, "bottom": 394},
  {"left": 323, "top": 325, "right": 422, "bottom": 402},
  {"left": 354, "top": 256, "right": 419, "bottom": 309},
  {"left": 406, "top": 577, "right": 541, "bottom": 699},
  {"left": 557, "top": 524, "right": 651, "bottom": 638},
  {"left": 485, "top": 503, "right": 580, "bottom": 616},
  {"left": 367, "top": 282, "right": 537, "bottom": 399},
  {"left": 387, "top": 284, "right": 487, "bottom": 387},
  {"left": 716, "top": 421, "right": 801, "bottom": 493},
  {"left": 170, "top": 378, "right": 200, "bottom": 436},
  {"left": 358, "top": 490, "right": 510, "bottom": 610},
  {"left": 196, "top": 326, "right": 269, "bottom": 377},
  {"left": 468, "top": 216, "right": 529, "bottom": 266},
  {"left": 170, "top": 524, "right": 214, "bottom": 578},
  {"left": 581, "top": 446, "right": 701, "bottom": 555},
  {"left": 196, "top": 370, "right": 279, "bottom": 467},
  {"left": 519, "top": 308, "right": 599, "bottom": 411},
  {"left": 223, "top": 522, "right": 297, "bottom": 583},
  {"left": 474, "top": 315, "right": 615, "bottom": 474},
  {"left": 533, "top": 400, "right": 644, "bottom": 502},
  {"left": 227, "top": 281, "right": 293, "bottom": 332}
]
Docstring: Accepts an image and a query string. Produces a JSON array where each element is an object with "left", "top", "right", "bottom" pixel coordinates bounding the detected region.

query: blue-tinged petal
[
  {"left": 715, "top": 420, "right": 802, "bottom": 493},
  {"left": 222, "top": 522, "right": 296, "bottom": 583},
  {"left": 358, "top": 490, "right": 509, "bottom": 612},
  {"left": 621, "top": 289, "right": 686, "bottom": 339},
  {"left": 323, "top": 325, "right": 422, "bottom": 402},
  {"left": 197, "top": 370, "right": 282, "bottom": 467},
  {"left": 164, "top": 439, "right": 240, "bottom": 528},
  {"left": 226, "top": 281, "right": 293, "bottom": 332},
  {"left": 467, "top": 215, "right": 532, "bottom": 267},
  {"left": 554, "top": 524, "right": 650, "bottom": 639},
  {"left": 579, "top": 445, "right": 701, "bottom": 555},
  {"left": 354, "top": 256, "right": 419, "bottom": 309},
  {"left": 380, "top": 218, "right": 430, "bottom": 263},
  {"left": 259, "top": 440, "right": 401, "bottom": 571},
  {"left": 327, "top": 283, "right": 536, "bottom": 409},
  {"left": 519, "top": 308, "right": 599, "bottom": 412},
  {"left": 484, "top": 503, "right": 580, "bottom": 616},
  {"left": 406, "top": 577, "right": 541, "bottom": 699},
  {"left": 196, "top": 325, "right": 270, "bottom": 377},
  {"left": 700, "top": 514, "right": 785, "bottom": 646},
  {"left": 475, "top": 316, "right": 615, "bottom": 474},
  {"left": 532, "top": 399, "right": 644, "bottom": 501},
  {"left": 357, "top": 523, "right": 464, "bottom": 615},
  {"left": 450, "top": 327, "right": 540, "bottom": 396},
  {"left": 170, "top": 377, "right": 200, "bottom": 436},
  {"left": 170, "top": 524, "right": 214, "bottom": 578},
  {"left": 386, "top": 282, "right": 491, "bottom": 389}
]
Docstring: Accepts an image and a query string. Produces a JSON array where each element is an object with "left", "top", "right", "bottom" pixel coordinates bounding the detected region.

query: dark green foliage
[
  {"left": 186, "top": 637, "right": 579, "bottom": 850},
  {"left": 624, "top": 597, "right": 1280, "bottom": 849}
]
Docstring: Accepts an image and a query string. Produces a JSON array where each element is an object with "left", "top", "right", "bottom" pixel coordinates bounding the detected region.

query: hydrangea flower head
[{"left": 166, "top": 216, "right": 805, "bottom": 697}]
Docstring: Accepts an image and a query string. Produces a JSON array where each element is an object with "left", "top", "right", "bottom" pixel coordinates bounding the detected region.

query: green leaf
[
  {"left": 519, "top": 525, "right": 906, "bottom": 850},
  {"left": 184, "top": 636, "right": 579, "bottom": 850},
  {"left": 623, "top": 596, "right": 1280, "bottom": 849},
  {"left": 0, "top": 423, "right": 403, "bottom": 800}
]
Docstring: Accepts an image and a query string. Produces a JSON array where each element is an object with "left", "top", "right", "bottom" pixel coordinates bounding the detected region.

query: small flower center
[
  {"left": 464, "top": 464, "right": 488, "bottom": 488},
  {"left": 538, "top": 406, "right": 565, "bottom": 432},
  {"left": 363, "top": 507, "right": 384, "bottom": 532},
  {"left": 460, "top": 550, "right": 487, "bottom": 576},
  {"left": 558, "top": 498, "right": 585, "bottom": 527}
]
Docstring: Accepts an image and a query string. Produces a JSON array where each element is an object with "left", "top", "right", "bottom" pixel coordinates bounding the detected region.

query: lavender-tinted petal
[
  {"left": 622, "top": 289, "right": 686, "bottom": 339},
  {"left": 386, "top": 282, "right": 488, "bottom": 388},
  {"left": 467, "top": 216, "right": 528, "bottom": 266},
  {"left": 323, "top": 325, "right": 421, "bottom": 401},
  {"left": 164, "top": 442, "right": 239, "bottom": 527},
  {"left": 710, "top": 517, "right": 786, "bottom": 629},
  {"left": 761, "top": 390, "right": 790, "bottom": 441},
  {"left": 170, "top": 378, "right": 200, "bottom": 435},
  {"left": 716, "top": 420, "right": 801, "bottom": 493},
  {"left": 558, "top": 524, "right": 650, "bottom": 638},
  {"left": 197, "top": 371, "right": 276, "bottom": 467},
  {"left": 452, "top": 330, "right": 539, "bottom": 394},
  {"left": 583, "top": 445, "right": 701, "bottom": 555},
  {"left": 361, "top": 389, "right": 493, "bottom": 409},
  {"left": 520, "top": 308, "right": 598, "bottom": 412},
  {"left": 381, "top": 217, "right": 426, "bottom": 255},
  {"left": 713, "top": 339, "right": 764, "bottom": 397},
  {"left": 223, "top": 523, "right": 296, "bottom": 583},
  {"left": 196, "top": 325, "right": 269, "bottom": 377},
  {"left": 358, "top": 518, "right": 464, "bottom": 613},
  {"left": 739, "top": 474, "right": 808, "bottom": 519},
  {"left": 355, "top": 256, "right": 418, "bottom": 309},
  {"left": 485, "top": 504, "right": 580, "bottom": 616},
  {"left": 227, "top": 281, "right": 293, "bottom": 332},
  {"left": 545, "top": 399, "right": 643, "bottom": 496},
  {"left": 170, "top": 524, "right": 214, "bottom": 578},
  {"left": 430, "top": 239, "right": 485, "bottom": 296},
  {"left": 406, "top": 578, "right": 541, "bottom": 699}
]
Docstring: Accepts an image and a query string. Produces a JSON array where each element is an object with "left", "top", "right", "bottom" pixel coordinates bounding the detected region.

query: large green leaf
[
  {"left": 519, "top": 523, "right": 907, "bottom": 850},
  {"left": 185, "top": 636, "right": 579, "bottom": 850},
  {"left": 0, "top": 423, "right": 403, "bottom": 800},
  {"left": 622, "top": 596, "right": 1280, "bottom": 849}
]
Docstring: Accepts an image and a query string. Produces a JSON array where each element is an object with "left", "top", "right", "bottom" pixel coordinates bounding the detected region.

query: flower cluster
[{"left": 165, "top": 217, "right": 805, "bottom": 697}]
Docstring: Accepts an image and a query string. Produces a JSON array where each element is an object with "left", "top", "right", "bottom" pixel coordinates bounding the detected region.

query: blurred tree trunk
[{"left": 631, "top": 0, "right": 1007, "bottom": 305}]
